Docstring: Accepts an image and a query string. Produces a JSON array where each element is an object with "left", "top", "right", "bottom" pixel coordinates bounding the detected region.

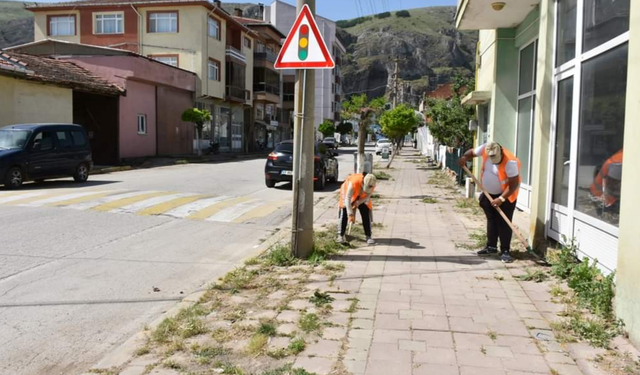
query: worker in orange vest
[
  {"left": 459, "top": 142, "right": 521, "bottom": 263},
  {"left": 590, "top": 149, "right": 623, "bottom": 208},
  {"left": 337, "top": 173, "right": 377, "bottom": 244}
]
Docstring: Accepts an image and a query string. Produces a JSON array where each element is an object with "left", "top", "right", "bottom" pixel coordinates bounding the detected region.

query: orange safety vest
[
  {"left": 481, "top": 147, "right": 521, "bottom": 203},
  {"left": 339, "top": 174, "right": 373, "bottom": 210},
  {"left": 590, "top": 150, "right": 623, "bottom": 206}
]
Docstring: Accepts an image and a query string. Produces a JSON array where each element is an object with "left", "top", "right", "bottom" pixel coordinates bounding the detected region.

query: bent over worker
[
  {"left": 458, "top": 142, "right": 521, "bottom": 263},
  {"left": 337, "top": 173, "right": 377, "bottom": 245}
]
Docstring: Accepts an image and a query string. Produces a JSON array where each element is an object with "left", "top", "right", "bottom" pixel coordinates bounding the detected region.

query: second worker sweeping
[{"left": 337, "top": 173, "right": 377, "bottom": 244}]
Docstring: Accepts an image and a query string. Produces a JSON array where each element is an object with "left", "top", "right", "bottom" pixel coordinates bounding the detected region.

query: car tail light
[
  {"left": 313, "top": 177, "right": 318, "bottom": 181},
  {"left": 314, "top": 155, "right": 320, "bottom": 162},
  {"left": 268, "top": 152, "right": 278, "bottom": 161}
]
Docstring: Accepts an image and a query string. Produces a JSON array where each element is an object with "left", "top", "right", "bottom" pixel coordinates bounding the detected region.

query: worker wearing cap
[
  {"left": 458, "top": 142, "right": 521, "bottom": 263},
  {"left": 337, "top": 173, "right": 377, "bottom": 245},
  {"left": 590, "top": 149, "right": 623, "bottom": 208}
]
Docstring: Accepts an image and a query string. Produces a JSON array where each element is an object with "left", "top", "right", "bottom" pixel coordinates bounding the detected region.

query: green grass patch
[
  {"left": 191, "top": 344, "right": 228, "bottom": 364},
  {"left": 309, "top": 290, "right": 335, "bottom": 307},
  {"left": 214, "top": 361, "right": 246, "bottom": 375},
  {"left": 422, "top": 197, "right": 438, "bottom": 204},
  {"left": 263, "top": 243, "right": 298, "bottom": 267},
  {"left": 151, "top": 305, "right": 208, "bottom": 343},
  {"left": 247, "top": 333, "right": 269, "bottom": 355},
  {"left": 373, "top": 171, "right": 392, "bottom": 180},
  {"left": 516, "top": 269, "right": 550, "bottom": 283},
  {"left": 346, "top": 298, "right": 359, "bottom": 313},
  {"left": 218, "top": 267, "right": 258, "bottom": 290},
  {"left": 288, "top": 337, "right": 306, "bottom": 354},
  {"left": 455, "top": 232, "right": 487, "bottom": 250},
  {"left": 299, "top": 312, "right": 321, "bottom": 333},
  {"left": 260, "top": 364, "right": 317, "bottom": 375},
  {"left": 257, "top": 322, "right": 277, "bottom": 337}
]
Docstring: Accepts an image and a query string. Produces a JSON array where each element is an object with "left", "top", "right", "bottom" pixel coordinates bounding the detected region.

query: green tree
[
  {"left": 425, "top": 75, "right": 475, "bottom": 149},
  {"left": 182, "top": 108, "right": 212, "bottom": 155},
  {"left": 380, "top": 104, "right": 419, "bottom": 150},
  {"left": 318, "top": 120, "right": 336, "bottom": 138},
  {"left": 342, "top": 94, "right": 386, "bottom": 172},
  {"left": 336, "top": 121, "right": 353, "bottom": 135}
]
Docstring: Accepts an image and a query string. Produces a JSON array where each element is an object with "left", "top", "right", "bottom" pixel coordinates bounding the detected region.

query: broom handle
[{"left": 461, "top": 165, "right": 530, "bottom": 250}]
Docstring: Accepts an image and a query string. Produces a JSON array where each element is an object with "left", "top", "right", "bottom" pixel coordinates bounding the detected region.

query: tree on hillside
[
  {"left": 396, "top": 10, "right": 411, "bottom": 18},
  {"left": 318, "top": 120, "right": 336, "bottom": 138},
  {"left": 342, "top": 94, "right": 386, "bottom": 172},
  {"left": 375, "top": 12, "right": 391, "bottom": 19},
  {"left": 425, "top": 75, "right": 475, "bottom": 150},
  {"left": 380, "top": 104, "right": 419, "bottom": 151},
  {"left": 182, "top": 108, "right": 212, "bottom": 156}
]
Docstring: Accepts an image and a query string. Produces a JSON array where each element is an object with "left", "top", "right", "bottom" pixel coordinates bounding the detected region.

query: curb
[{"left": 90, "top": 166, "right": 132, "bottom": 175}]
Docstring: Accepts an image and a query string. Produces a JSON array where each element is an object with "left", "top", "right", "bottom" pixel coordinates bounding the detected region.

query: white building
[{"left": 263, "top": 0, "right": 345, "bottom": 139}]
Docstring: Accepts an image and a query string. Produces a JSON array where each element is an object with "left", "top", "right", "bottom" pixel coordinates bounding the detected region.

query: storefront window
[
  {"left": 552, "top": 77, "right": 574, "bottom": 207},
  {"left": 556, "top": 0, "right": 577, "bottom": 67},
  {"left": 516, "top": 97, "right": 533, "bottom": 185},
  {"left": 219, "top": 107, "right": 230, "bottom": 149},
  {"left": 575, "top": 43, "right": 627, "bottom": 226},
  {"left": 583, "top": 0, "right": 630, "bottom": 53},
  {"left": 519, "top": 43, "right": 536, "bottom": 95}
]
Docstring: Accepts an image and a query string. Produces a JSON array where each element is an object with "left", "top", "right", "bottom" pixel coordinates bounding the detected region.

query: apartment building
[
  {"left": 456, "top": 0, "right": 640, "bottom": 345},
  {"left": 27, "top": 0, "right": 256, "bottom": 152},
  {"left": 263, "top": 0, "right": 345, "bottom": 139}
]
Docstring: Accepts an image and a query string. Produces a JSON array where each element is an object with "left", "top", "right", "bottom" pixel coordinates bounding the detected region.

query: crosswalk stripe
[
  {"left": 0, "top": 192, "right": 48, "bottom": 204},
  {"left": 51, "top": 191, "right": 125, "bottom": 207},
  {"left": 19, "top": 191, "right": 111, "bottom": 207},
  {"left": 92, "top": 191, "right": 173, "bottom": 212},
  {"left": 65, "top": 191, "right": 151, "bottom": 210},
  {"left": 162, "top": 196, "right": 230, "bottom": 219},
  {"left": 109, "top": 193, "right": 188, "bottom": 214},
  {"left": 206, "top": 199, "right": 263, "bottom": 222},
  {"left": 187, "top": 196, "right": 250, "bottom": 220},
  {"left": 132, "top": 194, "right": 208, "bottom": 216},
  {"left": 232, "top": 200, "right": 289, "bottom": 223}
]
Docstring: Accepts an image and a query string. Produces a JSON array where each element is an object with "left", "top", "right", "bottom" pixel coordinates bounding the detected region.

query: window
[
  {"left": 149, "top": 12, "right": 178, "bottom": 33},
  {"left": 256, "top": 103, "right": 264, "bottom": 120},
  {"left": 575, "top": 43, "right": 627, "bottom": 226},
  {"left": 552, "top": 77, "right": 574, "bottom": 207},
  {"left": 556, "top": 0, "right": 577, "bottom": 67},
  {"left": 150, "top": 55, "right": 178, "bottom": 67},
  {"left": 48, "top": 15, "right": 75, "bottom": 36},
  {"left": 244, "top": 37, "right": 252, "bottom": 49},
  {"left": 95, "top": 13, "right": 123, "bottom": 34},
  {"left": 56, "top": 131, "right": 73, "bottom": 149},
  {"left": 32, "top": 132, "right": 53, "bottom": 151},
  {"left": 208, "top": 17, "right": 220, "bottom": 39},
  {"left": 583, "top": 0, "right": 630, "bottom": 52},
  {"left": 138, "top": 114, "right": 147, "bottom": 134},
  {"left": 71, "top": 131, "right": 87, "bottom": 147},
  {"left": 516, "top": 41, "right": 538, "bottom": 186},
  {"left": 208, "top": 59, "right": 220, "bottom": 81}
]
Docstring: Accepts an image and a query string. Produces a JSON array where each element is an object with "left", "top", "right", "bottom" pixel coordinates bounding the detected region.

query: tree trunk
[{"left": 357, "top": 118, "right": 367, "bottom": 173}]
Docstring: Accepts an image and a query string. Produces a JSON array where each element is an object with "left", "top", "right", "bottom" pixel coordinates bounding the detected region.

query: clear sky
[{"left": 13, "top": 0, "right": 459, "bottom": 22}]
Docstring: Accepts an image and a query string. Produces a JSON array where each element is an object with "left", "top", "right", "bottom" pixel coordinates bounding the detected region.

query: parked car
[
  {"left": 322, "top": 137, "right": 338, "bottom": 149},
  {"left": 375, "top": 139, "right": 393, "bottom": 155},
  {"left": 0, "top": 124, "right": 92, "bottom": 188},
  {"left": 264, "top": 140, "right": 339, "bottom": 190}
]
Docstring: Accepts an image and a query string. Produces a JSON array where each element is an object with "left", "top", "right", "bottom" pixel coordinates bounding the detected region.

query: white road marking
[
  {"left": 0, "top": 192, "right": 46, "bottom": 204},
  {"left": 65, "top": 191, "right": 155, "bottom": 210},
  {"left": 162, "top": 196, "right": 230, "bottom": 218},
  {"left": 18, "top": 191, "right": 113, "bottom": 207},
  {"left": 110, "top": 193, "right": 194, "bottom": 214},
  {"left": 206, "top": 199, "right": 263, "bottom": 222}
]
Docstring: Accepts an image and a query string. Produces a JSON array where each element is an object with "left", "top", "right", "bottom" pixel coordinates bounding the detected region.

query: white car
[{"left": 375, "top": 139, "right": 392, "bottom": 155}]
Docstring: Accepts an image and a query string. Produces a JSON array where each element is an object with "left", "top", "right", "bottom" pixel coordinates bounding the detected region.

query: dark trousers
[
  {"left": 339, "top": 205, "right": 372, "bottom": 237},
  {"left": 479, "top": 194, "right": 517, "bottom": 252}
]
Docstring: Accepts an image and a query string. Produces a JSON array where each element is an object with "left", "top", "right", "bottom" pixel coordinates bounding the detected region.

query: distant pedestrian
[
  {"left": 337, "top": 173, "right": 377, "bottom": 245},
  {"left": 458, "top": 142, "right": 521, "bottom": 263}
]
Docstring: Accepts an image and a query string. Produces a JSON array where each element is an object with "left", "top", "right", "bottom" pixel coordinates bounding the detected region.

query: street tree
[
  {"left": 182, "top": 108, "right": 212, "bottom": 156},
  {"left": 380, "top": 104, "right": 419, "bottom": 150},
  {"left": 318, "top": 120, "right": 336, "bottom": 138},
  {"left": 342, "top": 94, "right": 386, "bottom": 172},
  {"left": 425, "top": 75, "right": 475, "bottom": 150}
]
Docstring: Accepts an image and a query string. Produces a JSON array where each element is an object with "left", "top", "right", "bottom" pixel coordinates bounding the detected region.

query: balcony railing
[
  {"left": 254, "top": 50, "right": 278, "bottom": 63},
  {"left": 226, "top": 85, "right": 249, "bottom": 102},
  {"left": 254, "top": 82, "right": 280, "bottom": 95},
  {"left": 226, "top": 46, "right": 246, "bottom": 63},
  {"left": 283, "top": 93, "right": 295, "bottom": 102}
]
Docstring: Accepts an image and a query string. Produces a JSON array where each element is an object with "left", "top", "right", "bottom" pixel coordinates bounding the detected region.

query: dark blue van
[{"left": 0, "top": 124, "right": 93, "bottom": 188}]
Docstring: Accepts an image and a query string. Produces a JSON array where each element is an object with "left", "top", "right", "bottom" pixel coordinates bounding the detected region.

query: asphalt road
[{"left": 0, "top": 147, "right": 360, "bottom": 375}]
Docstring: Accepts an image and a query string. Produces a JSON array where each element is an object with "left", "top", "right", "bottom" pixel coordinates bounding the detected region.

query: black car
[
  {"left": 264, "top": 140, "right": 339, "bottom": 190},
  {"left": 0, "top": 124, "right": 93, "bottom": 188}
]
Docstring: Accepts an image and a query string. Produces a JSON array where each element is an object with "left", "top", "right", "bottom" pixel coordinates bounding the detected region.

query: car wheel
[
  {"left": 4, "top": 167, "right": 24, "bottom": 189},
  {"left": 265, "top": 179, "right": 276, "bottom": 188},
  {"left": 329, "top": 166, "right": 338, "bottom": 182},
  {"left": 314, "top": 170, "right": 326, "bottom": 191},
  {"left": 73, "top": 163, "right": 90, "bottom": 183}
]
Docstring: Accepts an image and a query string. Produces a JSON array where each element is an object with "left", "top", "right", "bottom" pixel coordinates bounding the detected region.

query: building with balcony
[
  {"left": 27, "top": 0, "right": 256, "bottom": 153},
  {"left": 263, "top": 0, "right": 345, "bottom": 139},
  {"left": 234, "top": 10, "right": 289, "bottom": 150},
  {"left": 456, "top": 0, "right": 640, "bottom": 345}
]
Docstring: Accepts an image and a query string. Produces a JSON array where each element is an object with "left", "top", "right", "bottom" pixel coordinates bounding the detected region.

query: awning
[
  {"left": 461, "top": 91, "right": 491, "bottom": 105},
  {"left": 456, "top": 0, "right": 540, "bottom": 30}
]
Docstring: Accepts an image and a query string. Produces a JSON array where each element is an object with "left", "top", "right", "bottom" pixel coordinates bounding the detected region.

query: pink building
[{"left": 8, "top": 39, "right": 196, "bottom": 164}]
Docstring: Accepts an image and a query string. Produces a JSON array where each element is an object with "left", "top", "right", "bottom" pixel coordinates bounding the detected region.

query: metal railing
[
  {"left": 225, "top": 46, "right": 246, "bottom": 63},
  {"left": 226, "top": 85, "right": 248, "bottom": 101},
  {"left": 254, "top": 82, "right": 280, "bottom": 95},
  {"left": 254, "top": 50, "right": 278, "bottom": 63},
  {"left": 445, "top": 147, "right": 465, "bottom": 185}
]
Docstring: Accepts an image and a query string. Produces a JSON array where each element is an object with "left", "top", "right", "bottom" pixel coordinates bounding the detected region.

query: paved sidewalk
[{"left": 312, "top": 150, "right": 588, "bottom": 375}]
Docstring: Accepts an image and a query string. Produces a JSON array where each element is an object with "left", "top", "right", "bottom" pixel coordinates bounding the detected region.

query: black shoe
[
  {"left": 477, "top": 247, "right": 498, "bottom": 256},
  {"left": 501, "top": 251, "right": 514, "bottom": 263}
]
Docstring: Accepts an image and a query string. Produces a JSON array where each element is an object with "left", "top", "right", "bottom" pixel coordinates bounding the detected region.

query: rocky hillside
[
  {"left": 338, "top": 7, "right": 477, "bottom": 103},
  {"left": 0, "top": 1, "right": 34, "bottom": 49}
]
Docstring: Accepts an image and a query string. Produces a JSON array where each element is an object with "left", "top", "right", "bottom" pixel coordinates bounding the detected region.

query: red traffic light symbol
[{"left": 298, "top": 24, "right": 309, "bottom": 60}]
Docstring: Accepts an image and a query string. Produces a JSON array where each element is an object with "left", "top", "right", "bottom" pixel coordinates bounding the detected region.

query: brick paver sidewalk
[{"left": 312, "top": 150, "right": 588, "bottom": 375}]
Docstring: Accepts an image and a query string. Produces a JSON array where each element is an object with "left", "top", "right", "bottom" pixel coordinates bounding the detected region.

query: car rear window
[
  {"left": 275, "top": 142, "right": 293, "bottom": 153},
  {"left": 71, "top": 131, "right": 87, "bottom": 147}
]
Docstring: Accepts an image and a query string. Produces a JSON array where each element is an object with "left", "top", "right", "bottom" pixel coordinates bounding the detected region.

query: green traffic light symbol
[{"left": 298, "top": 24, "right": 309, "bottom": 61}]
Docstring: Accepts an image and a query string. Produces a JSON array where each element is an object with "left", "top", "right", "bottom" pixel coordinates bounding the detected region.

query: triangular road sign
[{"left": 274, "top": 4, "right": 335, "bottom": 69}]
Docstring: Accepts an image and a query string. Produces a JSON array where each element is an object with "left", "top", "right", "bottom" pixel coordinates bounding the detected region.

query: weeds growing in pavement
[
  {"left": 299, "top": 312, "right": 321, "bottom": 333},
  {"left": 347, "top": 298, "right": 359, "bottom": 313},
  {"left": 516, "top": 269, "right": 550, "bottom": 283},
  {"left": 550, "top": 284, "right": 568, "bottom": 298},
  {"left": 456, "top": 232, "right": 487, "bottom": 250},
  {"left": 488, "top": 331, "right": 497, "bottom": 341},
  {"left": 247, "top": 333, "right": 269, "bottom": 355},
  {"left": 191, "top": 344, "right": 228, "bottom": 364},
  {"left": 548, "top": 238, "right": 579, "bottom": 278},
  {"left": 152, "top": 305, "right": 208, "bottom": 343},
  {"left": 288, "top": 337, "right": 307, "bottom": 354},
  {"left": 260, "top": 365, "right": 316, "bottom": 375},
  {"left": 309, "top": 290, "right": 335, "bottom": 307},
  {"left": 257, "top": 322, "right": 277, "bottom": 337},
  {"left": 422, "top": 197, "right": 438, "bottom": 204},
  {"left": 263, "top": 244, "right": 298, "bottom": 267},
  {"left": 455, "top": 198, "right": 482, "bottom": 215},
  {"left": 373, "top": 171, "right": 392, "bottom": 180},
  {"left": 214, "top": 361, "right": 246, "bottom": 375}
]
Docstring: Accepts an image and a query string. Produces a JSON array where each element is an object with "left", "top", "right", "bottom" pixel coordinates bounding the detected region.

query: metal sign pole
[{"left": 291, "top": 69, "right": 307, "bottom": 257}]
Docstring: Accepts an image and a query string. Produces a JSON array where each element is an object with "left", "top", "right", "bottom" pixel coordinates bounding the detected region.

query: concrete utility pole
[
  {"left": 291, "top": 0, "right": 316, "bottom": 258},
  {"left": 392, "top": 58, "right": 399, "bottom": 108}
]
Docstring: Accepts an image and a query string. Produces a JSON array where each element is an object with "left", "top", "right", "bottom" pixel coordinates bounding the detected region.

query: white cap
[{"left": 363, "top": 174, "right": 377, "bottom": 194}]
